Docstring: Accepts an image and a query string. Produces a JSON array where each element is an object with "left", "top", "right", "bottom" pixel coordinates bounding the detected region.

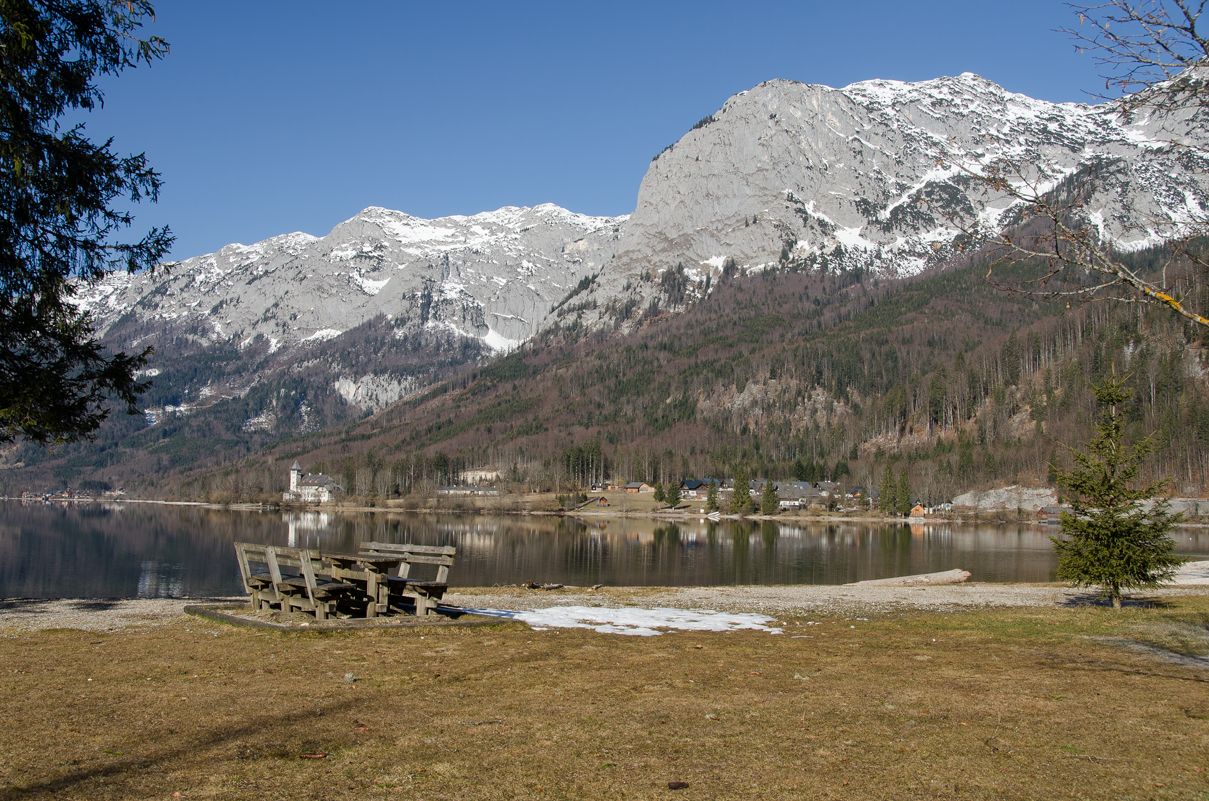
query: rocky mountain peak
[{"left": 555, "top": 71, "right": 1207, "bottom": 332}]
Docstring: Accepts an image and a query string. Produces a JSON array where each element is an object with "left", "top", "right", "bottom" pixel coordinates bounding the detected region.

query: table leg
[{"left": 366, "top": 571, "right": 378, "bottom": 618}]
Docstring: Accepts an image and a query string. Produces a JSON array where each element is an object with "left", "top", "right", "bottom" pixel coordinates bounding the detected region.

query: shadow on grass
[
  {"left": 0, "top": 697, "right": 362, "bottom": 801},
  {"left": 1059, "top": 593, "right": 1174, "bottom": 609},
  {"left": 1044, "top": 649, "right": 1209, "bottom": 684}
]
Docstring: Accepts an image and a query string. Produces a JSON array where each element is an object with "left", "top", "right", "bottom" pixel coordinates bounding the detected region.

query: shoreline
[
  {"left": 8, "top": 494, "right": 1209, "bottom": 528},
  {"left": 4, "top": 562, "right": 1207, "bottom": 633}
]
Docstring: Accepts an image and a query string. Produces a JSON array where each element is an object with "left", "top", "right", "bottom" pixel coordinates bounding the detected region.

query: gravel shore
[
  {"left": 3, "top": 561, "right": 1206, "bottom": 633},
  {"left": 0, "top": 597, "right": 230, "bottom": 633},
  {"left": 449, "top": 581, "right": 1209, "bottom": 618}
]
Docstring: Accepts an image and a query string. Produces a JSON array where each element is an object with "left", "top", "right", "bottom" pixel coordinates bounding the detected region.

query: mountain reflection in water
[{"left": 1, "top": 501, "right": 1207, "bottom": 599}]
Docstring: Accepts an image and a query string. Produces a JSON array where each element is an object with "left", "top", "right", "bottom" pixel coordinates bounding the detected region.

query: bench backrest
[
  {"left": 235, "top": 542, "right": 327, "bottom": 600},
  {"left": 358, "top": 541, "right": 456, "bottom": 582},
  {"left": 268, "top": 545, "right": 323, "bottom": 603},
  {"left": 235, "top": 542, "right": 284, "bottom": 590}
]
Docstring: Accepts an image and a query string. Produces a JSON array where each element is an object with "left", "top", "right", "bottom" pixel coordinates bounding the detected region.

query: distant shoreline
[{"left": 6, "top": 494, "right": 1209, "bottom": 528}]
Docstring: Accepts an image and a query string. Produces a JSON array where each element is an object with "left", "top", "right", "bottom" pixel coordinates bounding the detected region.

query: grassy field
[{"left": 1, "top": 600, "right": 1208, "bottom": 801}]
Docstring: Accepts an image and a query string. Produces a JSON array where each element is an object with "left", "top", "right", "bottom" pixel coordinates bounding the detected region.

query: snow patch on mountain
[{"left": 301, "top": 328, "right": 343, "bottom": 343}]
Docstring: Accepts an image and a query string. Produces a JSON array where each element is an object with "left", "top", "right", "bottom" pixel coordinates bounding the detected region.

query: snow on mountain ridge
[
  {"left": 80, "top": 201, "right": 622, "bottom": 347},
  {"left": 562, "top": 70, "right": 1208, "bottom": 332}
]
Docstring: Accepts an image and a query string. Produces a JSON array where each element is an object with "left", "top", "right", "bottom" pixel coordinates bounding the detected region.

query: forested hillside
[{"left": 124, "top": 239, "right": 1209, "bottom": 505}]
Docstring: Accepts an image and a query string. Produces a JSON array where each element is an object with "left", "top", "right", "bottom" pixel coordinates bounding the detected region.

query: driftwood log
[{"left": 847, "top": 569, "right": 971, "bottom": 587}]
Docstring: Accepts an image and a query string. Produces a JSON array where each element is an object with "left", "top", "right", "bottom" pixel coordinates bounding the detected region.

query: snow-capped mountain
[
  {"left": 82, "top": 203, "right": 622, "bottom": 355},
  {"left": 563, "top": 72, "right": 1207, "bottom": 328},
  {"left": 74, "top": 203, "right": 621, "bottom": 425},
  {"left": 70, "top": 71, "right": 1207, "bottom": 445}
]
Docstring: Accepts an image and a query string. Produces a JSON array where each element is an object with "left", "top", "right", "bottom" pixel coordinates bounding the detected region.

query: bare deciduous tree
[
  {"left": 1065, "top": 0, "right": 1207, "bottom": 103},
  {"left": 952, "top": 2, "right": 1209, "bottom": 326}
]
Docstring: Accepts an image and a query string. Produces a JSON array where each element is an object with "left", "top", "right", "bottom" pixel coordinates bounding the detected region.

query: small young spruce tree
[
  {"left": 653, "top": 483, "right": 666, "bottom": 504},
  {"left": 665, "top": 482, "right": 682, "bottom": 508},
  {"left": 731, "top": 467, "right": 752, "bottom": 514},
  {"left": 760, "top": 480, "right": 780, "bottom": 515},
  {"left": 705, "top": 482, "right": 720, "bottom": 513},
  {"left": 896, "top": 470, "right": 913, "bottom": 517},
  {"left": 879, "top": 463, "right": 898, "bottom": 515},
  {"left": 1053, "top": 377, "right": 1181, "bottom": 609}
]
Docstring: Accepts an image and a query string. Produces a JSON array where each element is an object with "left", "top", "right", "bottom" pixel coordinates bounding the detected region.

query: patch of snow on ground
[
  {"left": 463, "top": 605, "right": 782, "bottom": 637},
  {"left": 1172, "top": 560, "right": 1209, "bottom": 586}
]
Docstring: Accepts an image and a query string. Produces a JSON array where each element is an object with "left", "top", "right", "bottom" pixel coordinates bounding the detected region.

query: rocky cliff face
[
  {"left": 75, "top": 204, "right": 622, "bottom": 426},
  {"left": 561, "top": 73, "right": 1208, "bottom": 330},
  {"left": 82, "top": 203, "right": 622, "bottom": 356}
]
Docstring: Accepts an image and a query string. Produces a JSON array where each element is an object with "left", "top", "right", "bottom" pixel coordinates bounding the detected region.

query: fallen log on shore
[{"left": 847, "top": 569, "right": 971, "bottom": 587}]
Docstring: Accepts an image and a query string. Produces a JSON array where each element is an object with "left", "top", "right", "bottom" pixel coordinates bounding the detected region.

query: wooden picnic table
[{"left": 319, "top": 552, "right": 406, "bottom": 618}]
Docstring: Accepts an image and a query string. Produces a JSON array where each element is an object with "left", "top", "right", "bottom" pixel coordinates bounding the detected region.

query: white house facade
[{"left": 282, "top": 461, "right": 342, "bottom": 504}]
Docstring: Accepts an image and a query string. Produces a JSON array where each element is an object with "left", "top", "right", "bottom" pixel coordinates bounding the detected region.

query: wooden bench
[
  {"left": 234, "top": 543, "right": 358, "bottom": 620},
  {"left": 358, "top": 542, "right": 456, "bottom": 617},
  {"left": 273, "top": 547, "right": 359, "bottom": 620},
  {"left": 234, "top": 542, "right": 280, "bottom": 610}
]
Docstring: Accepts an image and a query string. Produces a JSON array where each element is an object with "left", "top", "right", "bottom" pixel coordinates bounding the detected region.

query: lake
[{"left": 2, "top": 500, "right": 1208, "bottom": 599}]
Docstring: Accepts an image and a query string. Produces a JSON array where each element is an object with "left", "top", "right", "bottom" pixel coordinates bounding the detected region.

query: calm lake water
[{"left": 2, "top": 500, "right": 1208, "bottom": 599}]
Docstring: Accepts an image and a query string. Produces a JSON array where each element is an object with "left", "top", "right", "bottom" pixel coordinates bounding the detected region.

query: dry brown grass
[{"left": 2, "top": 601, "right": 1208, "bottom": 801}]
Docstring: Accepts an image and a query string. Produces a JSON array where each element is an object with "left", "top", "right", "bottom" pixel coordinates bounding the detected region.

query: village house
[
  {"left": 623, "top": 481, "right": 654, "bottom": 494},
  {"left": 775, "top": 481, "right": 819, "bottom": 510},
  {"left": 815, "top": 480, "right": 841, "bottom": 498},
  {"left": 282, "top": 461, "right": 343, "bottom": 504},
  {"left": 679, "top": 478, "right": 721, "bottom": 498}
]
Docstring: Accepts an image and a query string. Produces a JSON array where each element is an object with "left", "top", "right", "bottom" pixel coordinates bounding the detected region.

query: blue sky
[{"left": 86, "top": 1, "right": 1114, "bottom": 260}]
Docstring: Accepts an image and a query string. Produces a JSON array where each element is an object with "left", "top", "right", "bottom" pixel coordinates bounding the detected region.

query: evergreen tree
[
  {"left": 897, "top": 470, "right": 913, "bottom": 516},
  {"left": 665, "top": 481, "right": 682, "bottom": 507},
  {"left": 1053, "top": 377, "right": 1181, "bottom": 609},
  {"left": 730, "top": 466, "right": 752, "bottom": 514},
  {"left": 760, "top": 479, "right": 780, "bottom": 515},
  {"left": 879, "top": 463, "right": 897, "bottom": 514},
  {"left": 653, "top": 483, "right": 666, "bottom": 503},
  {"left": 705, "top": 482, "right": 720, "bottom": 513},
  {"left": 793, "top": 458, "right": 818, "bottom": 482},
  {"left": 1, "top": 1, "right": 172, "bottom": 443}
]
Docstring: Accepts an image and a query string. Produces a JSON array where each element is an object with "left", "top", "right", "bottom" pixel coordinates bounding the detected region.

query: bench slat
[
  {"left": 367, "top": 553, "right": 453, "bottom": 566},
  {"left": 386, "top": 577, "right": 447, "bottom": 591},
  {"left": 360, "top": 541, "right": 455, "bottom": 557}
]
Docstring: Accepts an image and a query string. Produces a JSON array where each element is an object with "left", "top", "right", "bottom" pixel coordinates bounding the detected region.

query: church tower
[{"left": 289, "top": 461, "right": 302, "bottom": 492}]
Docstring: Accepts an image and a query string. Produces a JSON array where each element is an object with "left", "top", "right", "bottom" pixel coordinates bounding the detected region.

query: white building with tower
[{"left": 283, "top": 461, "right": 342, "bottom": 504}]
